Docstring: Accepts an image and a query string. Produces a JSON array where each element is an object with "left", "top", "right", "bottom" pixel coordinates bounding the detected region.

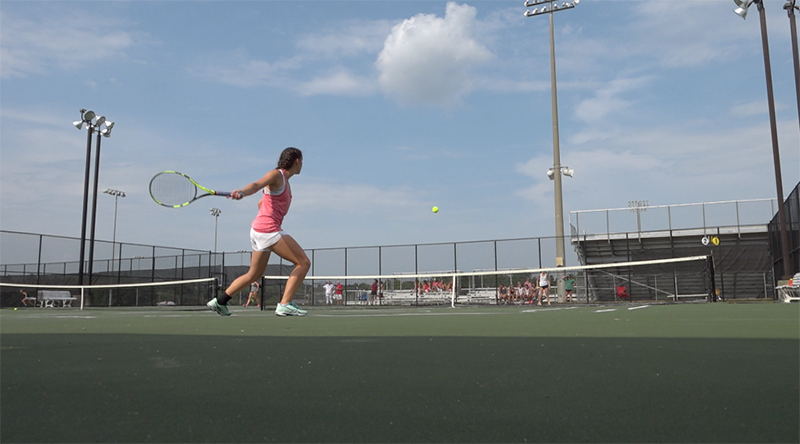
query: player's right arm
[{"left": 232, "top": 169, "right": 282, "bottom": 199}]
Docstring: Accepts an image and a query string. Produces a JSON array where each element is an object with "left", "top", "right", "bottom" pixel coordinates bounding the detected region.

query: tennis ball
[
  {"left": 432, "top": 206, "right": 439, "bottom": 213},
  {"left": 14, "top": 307, "right": 17, "bottom": 311}
]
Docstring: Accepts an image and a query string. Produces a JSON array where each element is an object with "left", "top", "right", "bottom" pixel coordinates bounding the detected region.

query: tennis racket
[{"left": 149, "top": 171, "right": 232, "bottom": 208}]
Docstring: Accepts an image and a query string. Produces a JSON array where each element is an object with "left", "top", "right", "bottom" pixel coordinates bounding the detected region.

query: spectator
[
  {"left": 563, "top": 274, "right": 576, "bottom": 303},
  {"left": 537, "top": 271, "right": 550, "bottom": 305},
  {"left": 370, "top": 279, "right": 379, "bottom": 305},
  {"left": 20, "top": 289, "right": 35, "bottom": 307},
  {"left": 335, "top": 281, "right": 344, "bottom": 305},
  {"left": 243, "top": 281, "right": 260, "bottom": 307},
  {"left": 323, "top": 281, "right": 335, "bottom": 305}
]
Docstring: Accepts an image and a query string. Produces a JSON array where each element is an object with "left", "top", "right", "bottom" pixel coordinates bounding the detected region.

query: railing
[{"left": 569, "top": 198, "right": 776, "bottom": 241}]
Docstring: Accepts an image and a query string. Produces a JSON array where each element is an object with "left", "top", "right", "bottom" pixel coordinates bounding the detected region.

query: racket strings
[{"left": 150, "top": 173, "right": 198, "bottom": 206}]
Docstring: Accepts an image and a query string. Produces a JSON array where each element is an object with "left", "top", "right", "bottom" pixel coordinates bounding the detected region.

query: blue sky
[{"left": 1, "top": 0, "right": 798, "bottom": 260}]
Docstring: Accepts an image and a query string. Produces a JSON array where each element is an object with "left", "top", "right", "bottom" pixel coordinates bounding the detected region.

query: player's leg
[
  {"left": 270, "top": 234, "right": 311, "bottom": 316},
  {"left": 227, "top": 251, "right": 271, "bottom": 297},
  {"left": 208, "top": 250, "right": 270, "bottom": 316}
]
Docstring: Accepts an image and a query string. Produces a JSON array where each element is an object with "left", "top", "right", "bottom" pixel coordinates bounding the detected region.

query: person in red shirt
[{"left": 335, "top": 281, "right": 344, "bottom": 305}]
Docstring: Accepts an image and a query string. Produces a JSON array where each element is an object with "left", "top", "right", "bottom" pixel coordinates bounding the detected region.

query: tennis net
[
  {"left": 0, "top": 277, "right": 218, "bottom": 309},
  {"left": 262, "top": 255, "right": 714, "bottom": 306}
]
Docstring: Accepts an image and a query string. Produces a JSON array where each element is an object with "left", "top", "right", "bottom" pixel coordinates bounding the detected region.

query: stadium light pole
[
  {"left": 732, "top": 0, "right": 793, "bottom": 279},
  {"left": 525, "top": 0, "right": 579, "bottom": 287},
  {"left": 103, "top": 189, "right": 126, "bottom": 270},
  {"left": 785, "top": 0, "right": 800, "bottom": 136},
  {"left": 103, "top": 189, "right": 125, "bottom": 306},
  {"left": 73, "top": 110, "right": 115, "bottom": 285},
  {"left": 210, "top": 208, "right": 222, "bottom": 253}
]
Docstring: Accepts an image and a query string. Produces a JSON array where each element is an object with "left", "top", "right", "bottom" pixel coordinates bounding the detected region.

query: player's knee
[{"left": 297, "top": 256, "right": 311, "bottom": 272}]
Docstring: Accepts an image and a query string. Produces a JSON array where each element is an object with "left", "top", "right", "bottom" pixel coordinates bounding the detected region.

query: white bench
[
  {"left": 464, "top": 289, "right": 498, "bottom": 304},
  {"left": 38, "top": 290, "right": 78, "bottom": 308},
  {"left": 381, "top": 290, "right": 450, "bottom": 306},
  {"left": 777, "top": 273, "right": 800, "bottom": 303}
]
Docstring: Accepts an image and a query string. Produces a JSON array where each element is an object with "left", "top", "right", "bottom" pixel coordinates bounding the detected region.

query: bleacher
[{"left": 571, "top": 222, "right": 773, "bottom": 301}]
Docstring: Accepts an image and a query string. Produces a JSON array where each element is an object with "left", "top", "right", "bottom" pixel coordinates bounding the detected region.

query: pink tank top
[{"left": 251, "top": 169, "right": 292, "bottom": 233}]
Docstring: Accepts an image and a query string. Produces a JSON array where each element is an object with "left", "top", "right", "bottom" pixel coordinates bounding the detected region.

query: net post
[
  {"left": 707, "top": 254, "right": 717, "bottom": 302},
  {"left": 80, "top": 287, "right": 85, "bottom": 311},
  {"left": 259, "top": 276, "right": 265, "bottom": 311},
  {"left": 450, "top": 274, "right": 456, "bottom": 308}
]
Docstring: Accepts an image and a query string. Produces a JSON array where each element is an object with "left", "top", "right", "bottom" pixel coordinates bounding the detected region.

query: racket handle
[{"left": 216, "top": 191, "right": 232, "bottom": 197}]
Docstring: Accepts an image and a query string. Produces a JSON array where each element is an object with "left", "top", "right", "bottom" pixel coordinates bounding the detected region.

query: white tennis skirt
[{"left": 250, "top": 228, "right": 287, "bottom": 252}]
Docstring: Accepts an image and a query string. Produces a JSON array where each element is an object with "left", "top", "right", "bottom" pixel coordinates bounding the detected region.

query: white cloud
[
  {"left": 296, "top": 20, "right": 393, "bottom": 58},
  {"left": 298, "top": 69, "right": 377, "bottom": 96},
  {"left": 190, "top": 51, "right": 302, "bottom": 88},
  {"left": 574, "top": 76, "right": 653, "bottom": 123},
  {"left": 628, "top": 2, "right": 744, "bottom": 68},
  {"left": 729, "top": 100, "right": 773, "bottom": 118},
  {"left": 376, "top": 2, "right": 494, "bottom": 107},
  {"left": 192, "top": 21, "right": 390, "bottom": 96},
  {"left": 0, "top": 11, "right": 136, "bottom": 78}
]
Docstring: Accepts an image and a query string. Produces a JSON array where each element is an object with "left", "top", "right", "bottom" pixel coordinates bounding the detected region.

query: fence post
[
  {"left": 36, "top": 234, "right": 43, "bottom": 285},
  {"left": 311, "top": 249, "right": 316, "bottom": 306},
  {"left": 538, "top": 238, "right": 542, "bottom": 268},
  {"left": 415, "top": 244, "right": 419, "bottom": 306},
  {"left": 453, "top": 243, "right": 457, "bottom": 272}
]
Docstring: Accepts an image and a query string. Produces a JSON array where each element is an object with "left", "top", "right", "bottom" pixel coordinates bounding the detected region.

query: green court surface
[{"left": 1, "top": 303, "right": 798, "bottom": 443}]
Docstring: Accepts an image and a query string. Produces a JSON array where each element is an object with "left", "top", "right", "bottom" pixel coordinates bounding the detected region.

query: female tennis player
[{"left": 207, "top": 147, "right": 310, "bottom": 317}]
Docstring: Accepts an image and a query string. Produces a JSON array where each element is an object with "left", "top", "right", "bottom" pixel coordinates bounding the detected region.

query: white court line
[
  {"left": 594, "top": 308, "right": 617, "bottom": 313},
  {"left": 314, "top": 311, "right": 505, "bottom": 318},
  {"left": 16, "top": 315, "right": 98, "bottom": 319},
  {"left": 628, "top": 305, "right": 651, "bottom": 311},
  {"left": 520, "top": 307, "right": 579, "bottom": 313}
]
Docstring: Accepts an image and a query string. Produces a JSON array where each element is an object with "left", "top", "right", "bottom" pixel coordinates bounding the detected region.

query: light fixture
[
  {"left": 733, "top": 0, "right": 755, "bottom": 18},
  {"left": 547, "top": 166, "right": 574, "bottom": 180},
  {"left": 82, "top": 110, "right": 96, "bottom": 122},
  {"left": 100, "top": 121, "right": 114, "bottom": 138}
]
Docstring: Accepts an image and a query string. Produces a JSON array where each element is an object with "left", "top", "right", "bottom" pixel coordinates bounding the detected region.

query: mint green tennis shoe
[
  {"left": 275, "top": 302, "right": 308, "bottom": 317},
  {"left": 207, "top": 298, "right": 231, "bottom": 316}
]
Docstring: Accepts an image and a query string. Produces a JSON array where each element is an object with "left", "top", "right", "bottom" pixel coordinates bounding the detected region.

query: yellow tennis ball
[
  {"left": 432, "top": 206, "right": 439, "bottom": 213},
  {"left": 14, "top": 307, "right": 18, "bottom": 311}
]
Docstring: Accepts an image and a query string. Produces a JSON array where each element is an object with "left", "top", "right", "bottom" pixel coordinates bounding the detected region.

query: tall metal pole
[
  {"left": 525, "top": 0, "right": 577, "bottom": 300},
  {"left": 756, "top": 1, "right": 792, "bottom": 279},
  {"left": 78, "top": 127, "right": 94, "bottom": 285},
  {"left": 87, "top": 131, "right": 103, "bottom": 284},
  {"left": 210, "top": 208, "right": 222, "bottom": 253},
  {"left": 112, "top": 194, "right": 120, "bottom": 257},
  {"left": 549, "top": 11, "right": 566, "bottom": 270},
  {"left": 104, "top": 189, "right": 125, "bottom": 277},
  {"left": 786, "top": 0, "right": 800, "bottom": 136},
  {"left": 110, "top": 193, "right": 119, "bottom": 307}
]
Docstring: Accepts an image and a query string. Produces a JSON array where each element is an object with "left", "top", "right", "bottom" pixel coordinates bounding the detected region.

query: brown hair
[{"left": 277, "top": 147, "right": 302, "bottom": 170}]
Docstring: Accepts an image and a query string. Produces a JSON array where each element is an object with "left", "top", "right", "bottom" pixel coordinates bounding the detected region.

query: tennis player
[{"left": 206, "top": 147, "right": 310, "bottom": 317}]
